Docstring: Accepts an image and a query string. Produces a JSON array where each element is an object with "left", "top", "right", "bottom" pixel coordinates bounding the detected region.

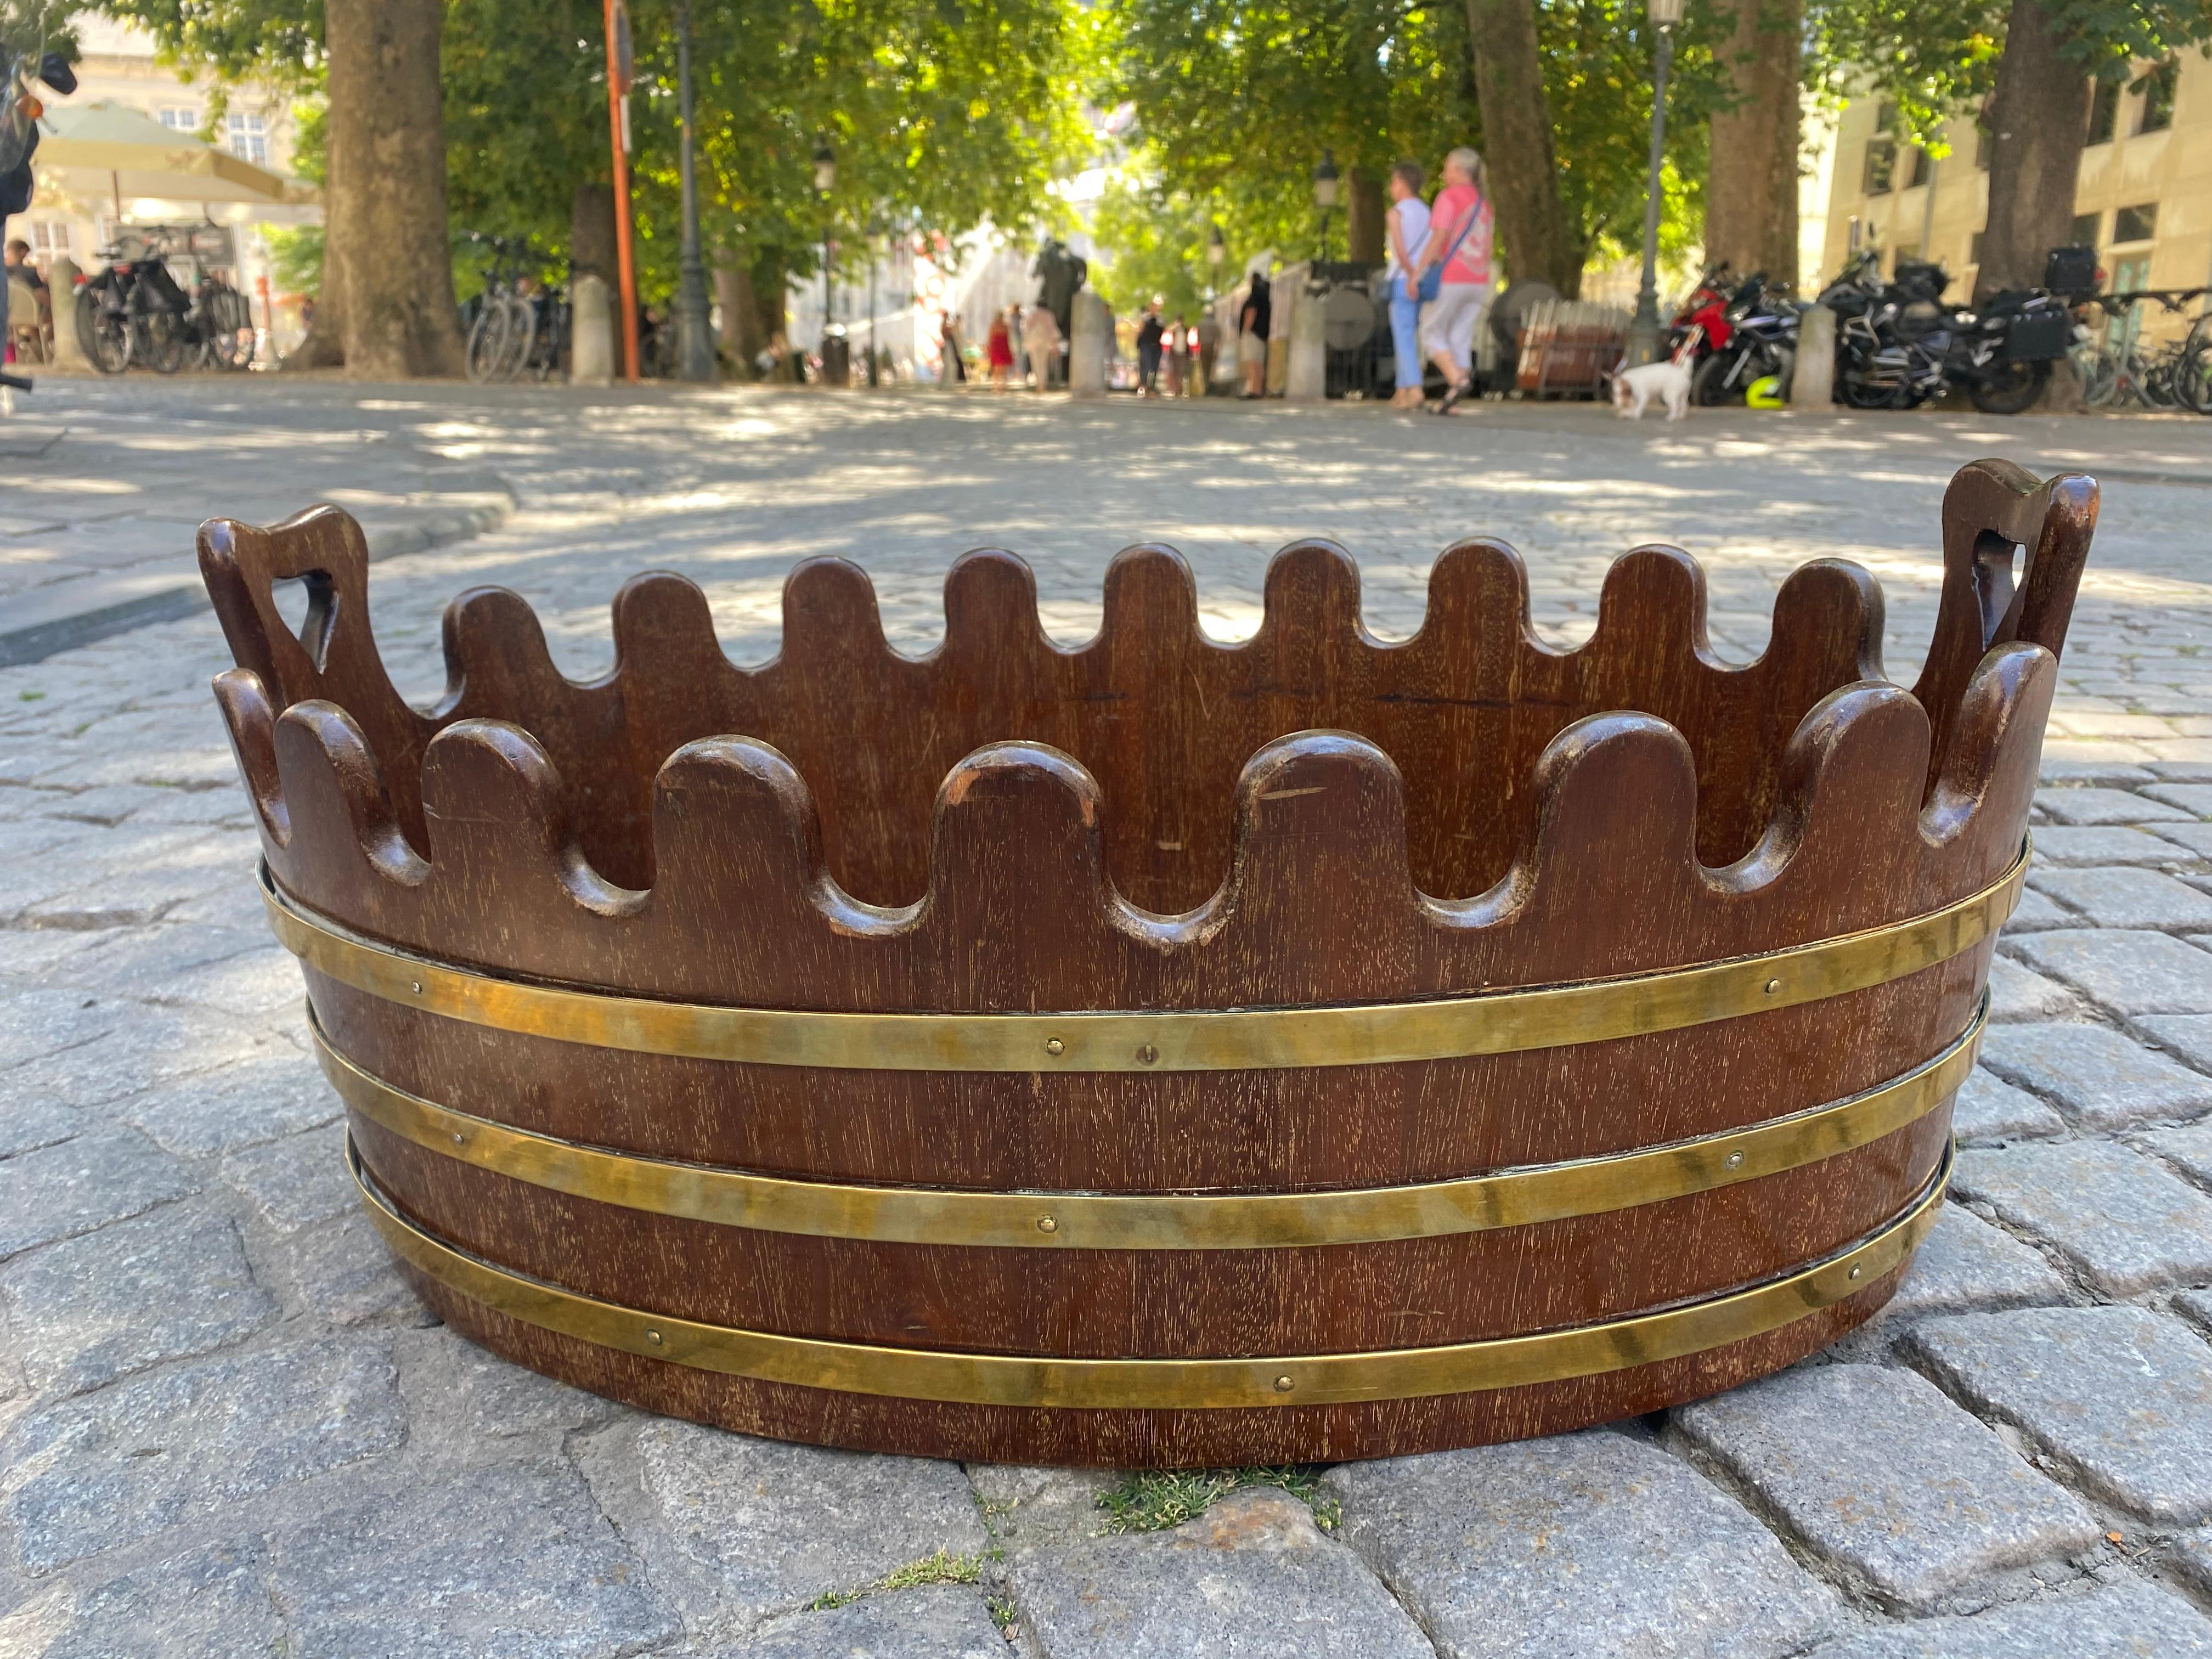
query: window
[
  {"left": 1906, "top": 147, "right": 1931, "bottom": 188},
  {"left": 2068, "top": 212, "right": 2102, "bottom": 247},
  {"left": 2113, "top": 202, "right": 2158, "bottom": 244},
  {"left": 1863, "top": 138, "right": 1895, "bottom": 195},
  {"left": 156, "top": 106, "right": 198, "bottom": 132},
  {"left": 24, "top": 221, "right": 69, "bottom": 255},
  {"left": 1974, "top": 124, "right": 1991, "bottom": 170},
  {"left": 225, "top": 111, "right": 268, "bottom": 165},
  {"left": 2087, "top": 78, "right": 2119, "bottom": 144},
  {"left": 2137, "top": 60, "right": 2177, "bottom": 133}
]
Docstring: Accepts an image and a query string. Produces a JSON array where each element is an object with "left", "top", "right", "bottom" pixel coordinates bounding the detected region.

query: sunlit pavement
[{"left": 4, "top": 377, "right": 2212, "bottom": 1652}]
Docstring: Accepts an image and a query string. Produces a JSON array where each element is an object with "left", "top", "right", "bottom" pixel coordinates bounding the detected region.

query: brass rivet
[
  {"left": 645, "top": 1328, "right": 664, "bottom": 1344},
  {"left": 1137, "top": 1043, "right": 1159, "bottom": 1066},
  {"left": 1273, "top": 1375, "right": 1295, "bottom": 1392},
  {"left": 1037, "top": 1215, "right": 1058, "bottom": 1233},
  {"left": 1763, "top": 978, "right": 1781, "bottom": 995},
  {"left": 1848, "top": 1265, "right": 1863, "bottom": 1281},
  {"left": 1044, "top": 1037, "right": 1064, "bottom": 1057},
  {"left": 410, "top": 980, "right": 424, "bottom": 994},
  {"left": 452, "top": 1131, "right": 465, "bottom": 1145},
  {"left": 1723, "top": 1150, "right": 1745, "bottom": 1171}
]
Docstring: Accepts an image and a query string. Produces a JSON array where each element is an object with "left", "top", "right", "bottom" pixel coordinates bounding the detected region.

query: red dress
[{"left": 986, "top": 319, "right": 1013, "bottom": 368}]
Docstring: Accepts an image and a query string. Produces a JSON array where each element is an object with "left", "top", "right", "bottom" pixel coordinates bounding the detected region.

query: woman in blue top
[{"left": 1384, "top": 161, "right": 1430, "bottom": 410}]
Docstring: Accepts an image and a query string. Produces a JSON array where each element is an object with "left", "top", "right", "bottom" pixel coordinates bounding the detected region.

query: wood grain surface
[{"left": 199, "top": 457, "right": 2095, "bottom": 1464}]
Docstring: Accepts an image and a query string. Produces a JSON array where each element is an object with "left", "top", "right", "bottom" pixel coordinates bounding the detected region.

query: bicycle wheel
[
  {"left": 466, "top": 303, "right": 511, "bottom": 382},
  {"left": 133, "top": 311, "right": 187, "bottom": 374},
  {"left": 2072, "top": 347, "right": 2119, "bottom": 408},
  {"left": 2175, "top": 339, "right": 2212, "bottom": 416},
  {"left": 496, "top": 297, "right": 535, "bottom": 381},
  {"left": 203, "top": 287, "right": 254, "bottom": 370},
  {"left": 76, "top": 292, "right": 128, "bottom": 374},
  {"left": 2139, "top": 354, "right": 2181, "bottom": 410}
]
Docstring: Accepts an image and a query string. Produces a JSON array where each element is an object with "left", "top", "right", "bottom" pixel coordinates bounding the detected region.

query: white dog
[{"left": 1611, "top": 359, "right": 1691, "bottom": 421}]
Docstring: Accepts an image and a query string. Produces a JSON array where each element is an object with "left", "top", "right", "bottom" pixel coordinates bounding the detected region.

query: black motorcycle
[
  {"left": 1824, "top": 257, "right": 2067, "bottom": 416},
  {"left": 76, "top": 233, "right": 195, "bottom": 374},
  {"left": 1690, "top": 272, "right": 1799, "bottom": 405}
]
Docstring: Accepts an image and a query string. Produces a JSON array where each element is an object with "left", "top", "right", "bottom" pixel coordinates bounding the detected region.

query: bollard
[
  {"left": 1791, "top": 304, "right": 1835, "bottom": 409},
  {"left": 570, "top": 275, "right": 614, "bottom": 386},
  {"left": 1285, "top": 283, "right": 1327, "bottom": 402},
  {"left": 1070, "top": 290, "right": 1108, "bottom": 398},
  {"left": 44, "top": 257, "right": 89, "bottom": 373}
]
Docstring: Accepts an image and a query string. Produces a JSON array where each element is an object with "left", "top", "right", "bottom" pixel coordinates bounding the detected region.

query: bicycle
[
  {"left": 464, "top": 234, "right": 557, "bottom": 382},
  {"left": 188, "top": 268, "right": 256, "bottom": 371},
  {"left": 2177, "top": 314, "right": 2212, "bottom": 416}
]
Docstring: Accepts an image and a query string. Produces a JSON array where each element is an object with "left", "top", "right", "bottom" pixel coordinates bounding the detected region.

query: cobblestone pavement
[{"left": 5, "top": 379, "right": 2212, "bottom": 1655}]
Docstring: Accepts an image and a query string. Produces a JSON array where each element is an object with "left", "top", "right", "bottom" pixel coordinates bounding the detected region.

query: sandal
[{"left": 1434, "top": 379, "right": 1471, "bottom": 415}]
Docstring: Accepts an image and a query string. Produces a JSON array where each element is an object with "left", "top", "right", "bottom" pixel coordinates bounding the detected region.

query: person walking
[
  {"left": 1136, "top": 301, "right": 1165, "bottom": 396},
  {"left": 1410, "top": 147, "right": 1493, "bottom": 415},
  {"left": 1238, "top": 259, "right": 1271, "bottom": 398},
  {"left": 940, "top": 312, "right": 966, "bottom": 383},
  {"left": 1194, "top": 309, "right": 1221, "bottom": 396},
  {"left": 985, "top": 307, "right": 1014, "bottom": 390},
  {"left": 1383, "top": 163, "right": 1430, "bottom": 410},
  {"left": 1022, "top": 299, "right": 1061, "bottom": 390},
  {"left": 1166, "top": 314, "right": 1192, "bottom": 396}
]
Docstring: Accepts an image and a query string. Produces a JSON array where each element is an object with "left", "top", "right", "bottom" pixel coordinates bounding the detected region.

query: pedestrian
[
  {"left": 986, "top": 307, "right": 1014, "bottom": 390},
  {"left": 1167, "top": 313, "right": 1192, "bottom": 396},
  {"left": 1022, "top": 300, "right": 1061, "bottom": 390},
  {"left": 1410, "top": 146, "right": 1493, "bottom": 415},
  {"left": 940, "top": 312, "right": 966, "bottom": 383},
  {"left": 1238, "top": 258, "right": 1271, "bottom": 398},
  {"left": 1383, "top": 161, "right": 1430, "bottom": 409},
  {"left": 1136, "top": 301, "right": 1165, "bottom": 396},
  {"left": 1195, "top": 309, "right": 1221, "bottom": 396}
]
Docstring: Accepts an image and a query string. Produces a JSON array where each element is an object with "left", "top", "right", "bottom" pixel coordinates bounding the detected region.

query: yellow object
[{"left": 1746, "top": 375, "right": 1787, "bottom": 408}]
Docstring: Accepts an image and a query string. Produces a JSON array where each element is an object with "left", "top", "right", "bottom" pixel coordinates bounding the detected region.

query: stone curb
[{"left": 0, "top": 490, "right": 515, "bottom": 669}]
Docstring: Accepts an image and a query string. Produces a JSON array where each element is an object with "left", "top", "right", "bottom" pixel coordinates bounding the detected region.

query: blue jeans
[{"left": 1388, "top": 275, "right": 1423, "bottom": 389}]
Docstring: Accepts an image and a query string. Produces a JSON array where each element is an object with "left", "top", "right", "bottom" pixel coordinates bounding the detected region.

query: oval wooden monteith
[{"left": 199, "top": 458, "right": 2095, "bottom": 1466}]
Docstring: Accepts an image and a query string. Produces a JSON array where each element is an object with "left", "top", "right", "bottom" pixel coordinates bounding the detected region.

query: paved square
[{"left": 7, "top": 378, "right": 2212, "bottom": 1653}]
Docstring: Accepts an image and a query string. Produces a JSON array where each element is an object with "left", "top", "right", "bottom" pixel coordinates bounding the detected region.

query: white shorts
[
  {"left": 1418, "top": 282, "right": 1489, "bottom": 371},
  {"left": 1238, "top": 331, "right": 1267, "bottom": 366}
]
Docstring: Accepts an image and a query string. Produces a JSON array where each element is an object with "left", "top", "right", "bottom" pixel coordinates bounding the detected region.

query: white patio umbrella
[{"left": 32, "top": 100, "right": 315, "bottom": 212}]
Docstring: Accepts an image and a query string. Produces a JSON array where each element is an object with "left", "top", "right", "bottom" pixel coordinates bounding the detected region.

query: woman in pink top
[{"left": 1412, "top": 146, "right": 1494, "bottom": 415}]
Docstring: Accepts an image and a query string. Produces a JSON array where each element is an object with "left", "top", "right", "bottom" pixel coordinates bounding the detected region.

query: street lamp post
[
  {"left": 1312, "top": 151, "right": 1340, "bottom": 264},
  {"left": 813, "top": 137, "right": 837, "bottom": 381},
  {"left": 1625, "top": 0, "right": 1683, "bottom": 366},
  {"left": 867, "top": 225, "right": 882, "bottom": 387},
  {"left": 674, "top": 0, "right": 715, "bottom": 383}
]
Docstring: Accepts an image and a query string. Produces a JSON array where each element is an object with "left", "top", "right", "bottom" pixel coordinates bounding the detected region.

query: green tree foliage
[{"left": 1100, "top": 0, "right": 1719, "bottom": 290}]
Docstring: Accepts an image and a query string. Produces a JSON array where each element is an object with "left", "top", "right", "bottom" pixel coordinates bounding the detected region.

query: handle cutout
[{"left": 271, "top": 569, "right": 339, "bottom": 673}]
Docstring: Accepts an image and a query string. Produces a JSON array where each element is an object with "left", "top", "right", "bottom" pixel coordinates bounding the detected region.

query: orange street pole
[{"left": 602, "top": 0, "right": 641, "bottom": 382}]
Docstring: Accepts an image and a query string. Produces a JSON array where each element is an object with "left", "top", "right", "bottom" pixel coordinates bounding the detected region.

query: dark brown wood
[{"left": 197, "top": 459, "right": 2096, "bottom": 1465}]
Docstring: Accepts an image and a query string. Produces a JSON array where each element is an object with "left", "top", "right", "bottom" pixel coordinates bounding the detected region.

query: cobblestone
[
  {"left": 2010, "top": 930, "right": 2212, "bottom": 1014},
  {"left": 2147, "top": 783, "right": 2212, "bottom": 815},
  {"left": 1951, "top": 1141, "right": 2212, "bottom": 1295},
  {"left": 2023, "top": 866, "right": 2212, "bottom": 930},
  {"left": 1, "top": 1336, "right": 405, "bottom": 1572},
  {"left": 1003, "top": 1485, "right": 1433, "bottom": 1659},
  {"left": 1324, "top": 1431, "right": 1838, "bottom": 1657},
  {"left": 1802, "top": 1580, "right": 2212, "bottom": 1657},
  {"left": 1905, "top": 1306, "right": 2212, "bottom": 1525},
  {"left": 1673, "top": 1365, "right": 2100, "bottom": 1610},
  {"left": 6, "top": 386, "right": 2212, "bottom": 1655},
  {"left": 0, "top": 1204, "right": 275, "bottom": 1396},
  {"left": 1950, "top": 1068, "right": 2066, "bottom": 1144},
  {"left": 1974, "top": 1021, "right": 2212, "bottom": 1130}
]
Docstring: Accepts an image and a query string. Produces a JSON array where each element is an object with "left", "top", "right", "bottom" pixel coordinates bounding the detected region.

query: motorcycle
[
  {"left": 1822, "top": 255, "right": 2069, "bottom": 416},
  {"left": 1690, "top": 272, "right": 1800, "bottom": 405},
  {"left": 1665, "top": 263, "right": 1734, "bottom": 370}
]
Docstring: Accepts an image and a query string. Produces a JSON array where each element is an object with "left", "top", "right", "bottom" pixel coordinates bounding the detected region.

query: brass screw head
[
  {"left": 452, "top": 1131, "right": 465, "bottom": 1146},
  {"left": 645, "top": 1328, "right": 665, "bottom": 1345},
  {"left": 1847, "top": 1265, "right": 1863, "bottom": 1281},
  {"left": 1136, "top": 1043, "right": 1159, "bottom": 1066},
  {"left": 1045, "top": 1037, "right": 1064, "bottom": 1057},
  {"left": 1763, "top": 978, "right": 1781, "bottom": 995},
  {"left": 1273, "top": 1375, "right": 1295, "bottom": 1392},
  {"left": 410, "top": 980, "right": 424, "bottom": 994},
  {"left": 1037, "top": 1215, "right": 1058, "bottom": 1233},
  {"left": 1722, "top": 1150, "right": 1745, "bottom": 1170}
]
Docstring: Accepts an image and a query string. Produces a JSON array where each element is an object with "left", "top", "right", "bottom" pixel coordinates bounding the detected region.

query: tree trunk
[
  {"left": 1705, "top": 0, "right": 1802, "bottom": 291},
  {"left": 572, "top": 182, "right": 618, "bottom": 288},
  {"left": 1976, "top": 0, "right": 2086, "bottom": 303},
  {"left": 283, "top": 235, "right": 347, "bottom": 369},
  {"left": 749, "top": 250, "right": 789, "bottom": 351},
  {"left": 1345, "top": 168, "right": 1387, "bottom": 265},
  {"left": 715, "top": 258, "right": 763, "bottom": 377},
  {"left": 324, "top": 0, "right": 466, "bottom": 377},
  {"left": 1461, "top": 0, "right": 1577, "bottom": 290}
]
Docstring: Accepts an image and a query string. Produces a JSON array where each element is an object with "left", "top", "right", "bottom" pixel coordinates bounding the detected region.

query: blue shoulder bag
[{"left": 1414, "top": 200, "right": 1481, "bottom": 304}]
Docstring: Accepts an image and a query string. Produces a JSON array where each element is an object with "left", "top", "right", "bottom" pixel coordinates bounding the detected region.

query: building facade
[{"left": 1817, "top": 51, "right": 2212, "bottom": 341}]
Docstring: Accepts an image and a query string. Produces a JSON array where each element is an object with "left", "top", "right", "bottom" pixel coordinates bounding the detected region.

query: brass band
[
  {"left": 264, "top": 842, "right": 2024, "bottom": 1074},
  {"left": 320, "top": 1000, "right": 1981, "bottom": 1250},
  {"left": 353, "top": 1136, "right": 1950, "bottom": 1408}
]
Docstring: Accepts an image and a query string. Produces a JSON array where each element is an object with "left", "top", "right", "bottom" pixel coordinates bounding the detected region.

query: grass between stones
[
  {"left": 806, "top": 1547, "right": 984, "bottom": 1610},
  {"left": 1096, "top": 1466, "right": 1341, "bottom": 1533}
]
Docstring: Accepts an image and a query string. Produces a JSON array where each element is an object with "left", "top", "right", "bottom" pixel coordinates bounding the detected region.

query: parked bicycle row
[
  {"left": 458, "top": 231, "right": 690, "bottom": 383},
  {"left": 1671, "top": 246, "right": 2212, "bottom": 417},
  {"left": 70, "top": 227, "right": 257, "bottom": 375}
]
